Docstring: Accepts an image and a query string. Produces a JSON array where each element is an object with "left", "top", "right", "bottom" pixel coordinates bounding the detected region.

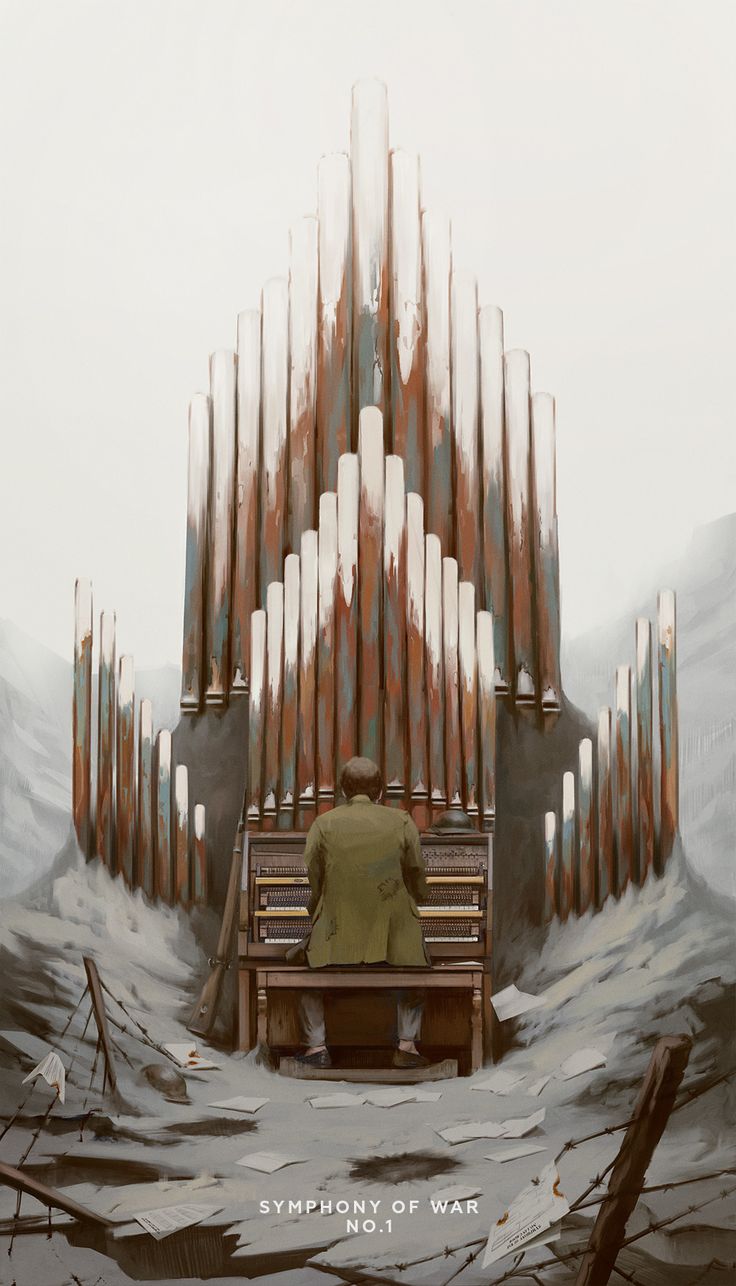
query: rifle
[{"left": 187, "top": 818, "right": 244, "bottom": 1039}]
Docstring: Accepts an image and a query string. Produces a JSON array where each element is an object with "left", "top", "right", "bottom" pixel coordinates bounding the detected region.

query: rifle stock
[{"left": 187, "top": 819, "right": 244, "bottom": 1039}]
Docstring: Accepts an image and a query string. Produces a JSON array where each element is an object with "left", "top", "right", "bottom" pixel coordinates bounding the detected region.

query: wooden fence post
[
  {"left": 83, "top": 957, "right": 117, "bottom": 1094},
  {"left": 116, "top": 655, "right": 136, "bottom": 885},
  {"left": 336, "top": 453, "right": 360, "bottom": 786},
  {"left": 289, "top": 215, "right": 319, "bottom": 548},
  {"left": 317, "top": 494, "right": 338, "bottom": 812},
  {"left": 575, "top": 1034, "right": 692, "bottom": 1286},
  {"left": 615, "top": 665, "right": 634, "bottom": 892},
  {"left": 384, "top": 455, "right": 407, "bottom": 802},
  {"left": 263, "top": 581, "right": 284, "bottom": 825},
  {"left": 358, "top": 407, "right": 384, "bottom": 763},
  {"left": 544, "top": 810, "right": 558, "bottom": 922},
  {"left": 206, "top": 350, "right": 237, "bottom": 702},
  {"left": 422, "top": 210, "right": 452, "bottom": 552},
  {"left": 531, "top": 392, "right": 562, "bottom": 711},
  {"left": 476, "top": 610, "right": 496, "bottom": 831},
  {"left": 458, "top": 582, "right": 478, "bottom": 819},
  {"left": 317, "top": 153, "right": 352, "bottom": 490},
  {"left": 231, "top": 309, "right": 262, "bottom": 694},
  {"left": 155, "top": 729, "right": 172, "bottom": 902},
  {"left": 96, "top": 610, "right": 116, "bottom": 869},
  {"left": 425, "top": 534, "right": 446, "bottom": 813},
  {"left": 279, "top": 554, "right": 300, "bottom": 826},
  {"left": 578, "top": 738, "right": 594, "bottom": 913},
  {"left": 137, "top": 698, "right": 154, "bottom": 897},
  {"left": 451, "top": 272, "right": 480, "bottom": 590},
  {"left": 260, "top": 278, "right": 289, "bottom": 601},
  {"left": 657, "top": 589, "right": 678, "bottom": 868},
  {"left": 73, "top": 578, "right": 93, "bottom": 856},
  {"left": 504, "top": 350, "right": 535, "bottom": 705},
  {"left": 597, "top": 707, "right": 614, "bottom": 903},
  {"left": 351, "top": 78, "right": 389, "bottom": 435},
  {"left": 636, "top": 617, "right": 655, "bottom": 882},
  {"left": 406, "top": 493, "right": 429, "bottom": 826},
  {"left": 192, "top": 804, "right": 207, "bottom": 906},
  {"left": 174, "top": 764, "right": 189, "bottom": 906},
  {"left": 390, "top": 148, "right": 423, "bottom": 493},
  {"left": 479, "top": 305, "right": 509, "bottom": 691},
  {"left": 246, "top": 610, "right": 267, "bottom": 827},
  {"left": 560, "top": 771, "right": 575, "bottom": 919},
  {"left": 298, "top": 528, "right": 319, "bottom": 827},
  {"left": 181, "top": 393, "right": 211, "bottom": 709}
]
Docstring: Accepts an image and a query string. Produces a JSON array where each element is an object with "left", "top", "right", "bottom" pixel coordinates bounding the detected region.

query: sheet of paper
[
  {"left": 431, "top": 1184, "right": 483, "bottom": 1202},
  {"left": 482, "top": 1161, "right": 570, "bottom": 1267},
  {"left": 21, "top": 1050, "right": 66, "bottom": 1104},
  {"left": 491, "top": 984, "right": 547, "bottom": 1022},
  {"left": 558, "top": 1048, "right": 607, "bottom": 1079},
  {"left": 207, "top": 1096, "right": 269, "bottom": 1113},
  {"left": 164, "top": 1043, "right": 219, "bottom": 1070},
  {"left": 412, "top": 1089, "right": 442, "bottom": 1102},
  {"left": 472, "top": 1069, "right": 526, "bottom": 1095},
  {"left": 437, "top": 1120, "right": 507, "bottom": 1144},
  {"left": 498, "top": 1108, "right": 546, "bottom": 1138},
  {"left": 235, "top": 1151, "right": 305, "bottom": 1173},
  {"left": 309, "top": 1092, "right": 365, "bottom": 1109},
  {"left": 485, "top": 1143, "right": 548, "bottom": 1163},
  {"left": 363, "top": 1089, "right": 413, "bottom": 1107},
  {"left": 527, "top": 1075, "right": 551, "bottom": 1097},
  {"left": 132, "top": 1203, "right": 221, "bottom": 1240}
]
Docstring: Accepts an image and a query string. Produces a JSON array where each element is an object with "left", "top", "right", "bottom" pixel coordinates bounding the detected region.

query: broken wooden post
[
  {"left": 137, "top": 699, "right": 154, "bottom": 897},
  {"left": 0, "top": 1160, "right": 113, "bottom": 1229},
  {"left": 479, "top": 305, "right": 509, "bottom": 690},
  {"left": 451, "top": 272, "right": 480, "bottom": 590},
  {"left": 544, "top": 811, "right": 558, "bottom": 922},
  {"left": 260, "top": 278, "right": 289, "bottom": 601},
  {"left": 615, "top": 664, "right": 634, "bottom": 892},
  {"left": 116, "top": 655, "right": 136, "bottom": 886},
  {"left": 657, "top": 589, "right": 679, "bottom": 868},
  {"left": 174, "top": 764, "right": 190, "bottom": 906},
  {"left": 246, "top": 610, "right": 267, "bottom": 826},
  {"left": 181, "top": 393, "right": 211, "bottom": 709},
  {"left": 358, "top": 407, "right": 384, "bottom": 763},
  {"left": 192, "top": 804, "right": 207, "bottom": 906},
  {"left": 298, "top": 528, "right": 319, "bottom": 826},
  {"left": 289, "top": 215, "right": 319, "bottom": 548},
  {"left": 406, "top": 492, "right": 429, "bottom": 825},
  {"left": 96, "top": 609, "right": 116, "bottom": 869},
  {"left": 531, "top": 392, "right": 562, "bottom": 710},
  {"left": 317, "top": 153, "right": 352, "bottom": 491},
  {"left": 155, "top": 729, "right": 172, "bottom": 901},
  {"left": 504, "top": 349, "right": 535, "bottom": 705},
  {"left": 351, "top": 78, "right": 389, "bottom": 433},
  {"left": 636, "top": 617, "right": 655, "bottom": 882},
  {"left": 574, "top": 1033, "right": 692, "bottom": 1286},
  {"left": 336, "top": 453, "right": 360, "bottom": 786},
  {"left": 390, "top": 148, "right": 423, "bottom": 492},
  {"left": 442, "top": 558, "right": 462, "bottom": 808},
  {"left": 279, "top": 554, "right": 300, "bottom": 826},
  {"left": 577, "top": 738, "right": 594, "bottom": 913},
  {"left": 560, "top": 771, "right": 575, "bottom": 919},
  {"left": 425, "top": 534, "right": 446, "bottom": 813},
  {"left": 422, "top": 210, "right": 452, "bottom": 552},
  {"left": 476, "top": 610, "right": 496, "bottom": 831},
  {"left": 83, "top": 956, "right": 117, "bottom": 1094},
  {"left": 73, "top": 578, "right": 93, "bottom": 856},
  {"left": 317, "top": 494, "right": 338, "bottom": 812},
  {"left": 458, "top": 582, "right": 478, "bottom": 819},
  {"left": 205, "top": 349, "right": 237, "bottom": 702},
  {"left": 384, "top": 454, "right": 407, "bottom": 803},
  {"left": 263, "top": 581, "right": 284, "bottom": 825},
  {"left": 231, "top": 309, "right": 262, "bottom": 695},
  {"left": 597, "top": 707, "right": 614, "bottom": 903}
]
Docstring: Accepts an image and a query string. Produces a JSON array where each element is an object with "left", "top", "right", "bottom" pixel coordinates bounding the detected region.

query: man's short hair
[{"left": 340, "top": 756, "right": 382, "bottom": 802}]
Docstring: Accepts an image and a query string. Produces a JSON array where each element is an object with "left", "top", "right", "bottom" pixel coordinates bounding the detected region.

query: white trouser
[{"left": 300, "top": 990, "right": 424, "bottom": 1047}]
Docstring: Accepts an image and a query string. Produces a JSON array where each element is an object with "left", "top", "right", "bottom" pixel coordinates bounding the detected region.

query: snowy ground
[{"left": 0, "top": 836, "right": 734, "bottom": 1285}]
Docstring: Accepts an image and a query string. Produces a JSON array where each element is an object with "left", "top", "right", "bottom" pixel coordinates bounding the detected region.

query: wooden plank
[
  {"left": 636, "top": 616, "right": 655, "bottom": 882},
  {"left": 351, "top": 78, "right": 389, "bottom": 436},
  {"left": 278, "top": 1059, "right": 458, "bottom": 1084},
  {"left": 479, "top": 305, "right": 509, "bottom": 691},
  {"left": 406, "top": 492, "right": 428, "bottom": 817},
  {"left": 192, "top": 803, "right": 206, "bottom": 906},
  {"left": 260, "top": 278, "right": 289, "bottom": 601},
  {"left": 383, "top": 455, "right": 406, "bottom": 801},
  {"left": 425, "top": 533, "right": 446, "bottom": 809},
  {"left": 615, "top": 664, "right": 634, "bottom": 892},
  {"left": 181, "top": 393, "right": 211, "bottom": 709},
  {"left": 578, "top": 737, "right": 594, "bottom": 913},
  {"left": 231, "top": 309, "right": 261, "bottom": 694},
  {"left": 317, "top": 152, "right": 352, "bottom": 491},
  {"left": 279, "top": 554, "right": 300, "bottom": 826},
  {"left": 336, "top": 453, "right": 360, "bottom": 785},
  {"left": 657, "top": 589, "right": 678, "bottom": 868},
  {"left": 504, "top": 349, "right": 535, "bottom": 704},
  {"left": 298, "top": 528, "right": 319, "bottom": 824},
  {"left": 115, "top": 655, "right": 136, "bottom": 886},
  {"left": 422, "top": 210, "right": 452, "bottom": 551},
  {"left": 0, "top": 1160, "right": 113, "bottom": 1229},
  {"left": 531, "top": 391, "right": 562, "bottom": 710},
  {"left": 544, "top": 811, "right": 558, "bottom": 922},
  {"left": 136, "top": 698, "right": 154, "bottom": 897},
  {"left": 575, "top": 1034, "right": 692, "bottom": 1286},
  {"left": 317, "top": 494, "right": 338, "bottom": 810},
  {"left": 358, "top": 407, "right": 384, "bottom": 762},
  {"left": 289, "top": 215, "right": 319, "bottom": 549},
  {"left": 246, "top": 610, "right": 267, "bottom": 826},
  {"left": 442, "top": 557, "right": 462, "bottom": 808},
  {"left": 390, "top": 148, "right": 423, "bottom": 491},
  {"left": 155, "top": 730, "right": 172, "bottom": 902},
  {"left": 189, "top": 824, "right": 243, "bottom": 1038},
  {"left": 597, "top": 706, "right": 614, "bottom": 904},
  {"left": 174, "top": 764, "right": 189, "bottom": 906},
  {"left": 560, "top": 770, "right": 575, "bottom": 920},
  {"left": 205, "top": 349, "right": 237, "bottom": 703},
  {"left": 263, "top": 581, "right": 284, "bottom": 824},
  {"left": 95, "top": 609, "right": 116, "bottom": 869},
  {"left": 458, "top": 582, "right": 478, "bottom": 818},
  {"left": 476, "top": 610, "right": 496, "bottom": 831},
  {"left": 451, "top": 272, "right": 480, "bottom": 588},
  {"left": 83, "top": 956, "right": 117, "bottom": 1094},
  {"left": 72, "top": 577, "right": 93, "bottom": 855}
]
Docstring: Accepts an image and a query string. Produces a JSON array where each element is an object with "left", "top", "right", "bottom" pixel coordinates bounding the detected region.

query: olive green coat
[{"left": 305, "top": 796, "right": 430, "bottom": 967}]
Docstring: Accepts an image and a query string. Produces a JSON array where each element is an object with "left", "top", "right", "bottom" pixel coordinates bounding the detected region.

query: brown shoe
[{"left": 392, "top": 1048, "right": 430, "bottom": 1069}]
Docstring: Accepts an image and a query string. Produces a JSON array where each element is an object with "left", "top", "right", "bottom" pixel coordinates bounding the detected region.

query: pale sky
[{"left": 1, "top": 0, "right": 734, "bottom": 668}]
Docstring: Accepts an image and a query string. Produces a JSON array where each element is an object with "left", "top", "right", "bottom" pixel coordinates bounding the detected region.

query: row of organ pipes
[
  {"left": 72, "top": 579, "right": 207, "bottom": 906},
  {"left": 544, "top": 591, "right": 679, "bottom": 920}
]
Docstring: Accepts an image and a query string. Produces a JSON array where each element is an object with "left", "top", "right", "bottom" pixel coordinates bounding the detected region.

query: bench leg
[
  {"left": 237, "top": 969, "right": 256, "bottom": 1052},
  {"left": 471, "top": 986, "right": 483, "bottom": 1073}
]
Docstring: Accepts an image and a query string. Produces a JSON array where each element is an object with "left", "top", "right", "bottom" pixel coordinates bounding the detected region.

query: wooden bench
[{"left": 254, "top": 963, "right": 484, "bottom": 1074}]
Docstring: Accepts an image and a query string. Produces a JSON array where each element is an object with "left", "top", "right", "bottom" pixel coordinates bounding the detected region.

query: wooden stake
[
  {"left": 578, "top": 737, "right": 594, "bottom": 913},
  {"left": 636, "top": 617, "right": 655, "bottom": 882},
  {"left": 406, "top": 492, "right": 428, "bottom": 813},
  {"left": 384, "top": 455, "right": 407, "bottom": 801},
  {"left": 657, "top": 589, "right": 678, "bottom": 867},
  {"left": 279, "top": 554, "right": 300, "bottom": 826},
  {"left": 83, "top": 956, "right": 117, "bottom": 1094},
  {"left": 0, "top": 1160, "right": 113, "bottom": 1228},
  {"left": 531, "top": 392, "right": 562, "bottom": 710},
  {"left": 136, "top": 699, "right": 154, "bottom": 897},
  {"left": 73, "top": 578, "right": 93, "bottom": 856},
  {"left": 425, "top": 533, "right": 446, "bottom": 809},
  {"left": 289, "top": 215, "right": 319, "bottom": 549},
  {"left": 422, "top": 211, "right": 452, "bottom": 552},
  {"left": 479, "top": 306, "right": 509, "bottom": 690},
  {"left": 560, "top": 771, "right": 575, "bottom": 919},
  {"left": 317, "top": 494, "right": 338, "bottom": 810},
  {"left": 544, "top": 810, "right": 558, "bottom": 922},
  {"left": 597, "top": 707, "right": 614, "bottom": 903},
  {"left": 116, "top": 655, "right": 136, "bottom": 886},
  {"left": 181, "top": 393, "right": 211, "bottom": 709},
  {"left": 336, "top": 453, "right": 360, "bottom": 785},
  {"left": 231, "top": 309, "right": 261, "bottom": 694},
  {"left": 260, "top": 278, "right": 289, "bottom": 601},
  {"left": 442, "top": 558, "right": 462, "bottom": 808},
  {"left": 574, "top": 1034, "right": 692, "bottom": 1286},
  {"left": 476, "top": 610, "right": 496, "bottom": 831},
  {"left": 206, "top": 350, "right": 237, "bottom": 702},
  {"left": 458, "top": 582, "right": 478, "bottom": 818},
  {"left": 174, "top": 764, "right": 189, "bottom": 905},
  {"left": 263, "top": 581, "right": 284, "bottom": 824},
  {"left": 504, "top": 350, "right": 535, "bottom": 704},
  {"left": 95, "top": 610, "right": 116, "bottom": 869},
  {"left": 358, "top": 407, "right": 384, "bottom": 763},
  {"left": 390, "top": 148, "right": 423, "bottom": 492},
  {"left": 351, "top": 78, "right": 390, "bottom": 434},
  {"left": 615, "top": 664, "right": 634, "bottom": 892},
  {"left": 317, "top": 152, "right": 352, "bottom": 490},
  {"left": 155, "top": 729, "right": 172, "bottom": 901},
  {"left": 246, "top": 610, "right": 267, "bottom": 826},
  {"left": 298, "top": 528, "right": 319, "bottom": 825},
  {"left": 451, "top": 272, "right": 480, "bottom": 590},
  {"left": 192, "top": 803, "right": 207, "bottom": 905}
]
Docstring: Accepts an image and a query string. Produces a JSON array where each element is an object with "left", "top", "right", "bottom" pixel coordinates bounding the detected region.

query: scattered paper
[
  {"left": 22, "top": 1051, "right": 66, "bottom": 1104},
  {"left": 482, "top": 1161, "right": 570, "bottom": 1267},
  {"left": 363, "top": 1087, "right": 443, "bottom": 1107},
  {"left": 499, "top": 1108, "right": 546, "bottom": 1138},
  {"left": 527, "top": 1075, "right": 551, "bottom": 1097},
  {"left": 157, "top": 1174, "right": 220, "bottom": 1193},
  {"left": 472, "top": 1069, "right": 526, "bottom": 1095},
  {"left": 309, "top": 1092, "right": 365, "bottom": 1109},
  {"left": 412, "top": 1089, "right": 442, "bottom": 1102},
  {"left": 558, "top": 1048, "right": 607, "bottom": 1080},
  {"left": 491, "top": 984, "right": 547, "bottom": 1022},
  {"left": 236, "top": 1151, "right": 305, "bottom": 1173},
  {"left": 132, "top": 1203, "right": 221, "bottom": 1240},
  {"left": 164, "top": 1043, "right": 219, "bottom": 1070},
  {"left": 438, "top": 1120, "right": 508, "bottom": 1144},
  {"left": 485, "top": 1143, "right": 548, "bottom": 1163},
  {"left": 208, "top": 1096, "right": 269, "bottom": 1114},
  {"left": 431, "top": 1184, "right": 482, "bottom": 1203}
]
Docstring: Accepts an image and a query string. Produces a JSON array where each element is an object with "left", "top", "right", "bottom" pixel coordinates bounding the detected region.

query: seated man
[{"left": 297, "top": 756, "right": 431, "bottom": 1070}]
